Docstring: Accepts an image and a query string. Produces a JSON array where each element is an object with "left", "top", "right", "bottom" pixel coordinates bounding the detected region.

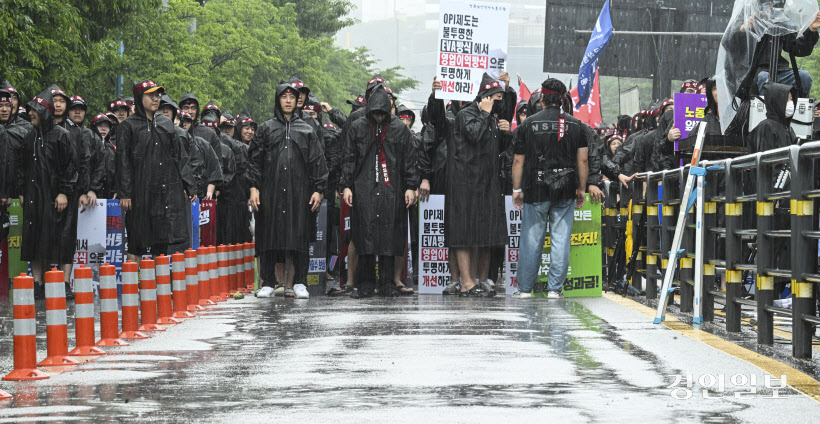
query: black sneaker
[
  {"left": 64, "top": 282, "right": 75, "bottom": 300},
  {"left": 34, "top": 282, "right": 45, "bottom": 300}
]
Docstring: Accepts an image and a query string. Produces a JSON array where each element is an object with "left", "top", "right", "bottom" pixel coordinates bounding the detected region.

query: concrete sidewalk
[{"left": 0, "top": 293, "right": 819, "bottom": 423}]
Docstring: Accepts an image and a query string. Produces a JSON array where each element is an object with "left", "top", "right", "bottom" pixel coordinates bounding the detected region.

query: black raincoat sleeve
[
  {"left": 419, "top": 124, "right": 437, "bottom": 181},
  {"left": 601, "top": 153, "right": 621, "bottom": 181},
  {"left": 500, "top": 85, "right": 517, "bottom": 123},
  {"left": 427, "top": 93, "right": 450, "bottom": 134},
  {"left": 630, "top": 133, "right": 654, "bottom": 174},
  {"left": 461, "top": 107, "right": 495, "bottom": 145},
  {"left": 784, "top": 30, "right": 820, "bottom": 58},
  {"left": 173, "top": 130, "right": 196, "bottom": 196},
  {"left": 340, "top": 126, "right": 357, "bottom": 191},
  {"left": 585, "top": 126, "right": 604, "bottom": 189},
  {"left": 73, "top": 127, "right": 91, "bottom": 195},
  {"left": 88, "top": 132, "right": 106, "bottom": 195},
  {"left": 0, "top": 126, "right": 9, "bottom": 199},
  {"left": 115, "top": 122, "right": 135, "bottom": 199},
  {"left": 328, "top": 109, "right": 347, "bottom": 129},
  {"left": 412, "top": 132, "right": 431, "bottom": 182},
  {"left": 307, "top": 129, "right": 329, "bottom": 196},
  {"left": 324, "top": 130, "right": 342, "bottom": 195},
  {"left": 401, "top": 127, "right": 421, "bottom": 191},
  {"left": 198, "top": 138, "right": 223, "bottom": 192},
  {"left": 651, "top": 130, "right": 676, "bottom": 173}
]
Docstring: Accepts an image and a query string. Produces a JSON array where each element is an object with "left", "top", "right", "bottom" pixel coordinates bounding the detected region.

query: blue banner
[
  {"left": 577, "top": 0, "right": 612, "bottom": 107},
  {"left": 191, "top": 199, "right": 200, "bottom": 250}
]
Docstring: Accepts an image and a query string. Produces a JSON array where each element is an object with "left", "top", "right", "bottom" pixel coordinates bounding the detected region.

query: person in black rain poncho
[
  {"left": 444, "top": 73, "right": 509, "bottom": 297},
  {"left": 116, "top": 80, "right": 196, "bottom": 262},
  {"left": 749, "top": 82, "right": 799, "bottom": 153},
  {"left": 341, "top": 86, "right": 418, "bottom": 298},
  {"left": 68, "top": 95, "right": 105, "bottom": 210},
  {"left": 15, "top": 88, "right": 77, "bottom": 297},
  {"left": 248, "top": 82, "right": 327, "bottom": 299},
  {"left": 89, "top": 113, "right": 118, "bottom": 199}
]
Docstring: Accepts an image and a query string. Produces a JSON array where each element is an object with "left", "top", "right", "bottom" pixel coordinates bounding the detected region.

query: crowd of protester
[{"left": 2, "top": 9, "right": 820, "bottom": 301}]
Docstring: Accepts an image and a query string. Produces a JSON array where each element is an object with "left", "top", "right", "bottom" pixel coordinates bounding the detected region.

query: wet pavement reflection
[{"left": 0, "top": 294, "right": 818, "bottom": 423}]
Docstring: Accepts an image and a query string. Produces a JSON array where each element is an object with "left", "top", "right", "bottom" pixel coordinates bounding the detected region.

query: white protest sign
[{"left": 435, "top": 0, "right": 510, "bottom": 102}]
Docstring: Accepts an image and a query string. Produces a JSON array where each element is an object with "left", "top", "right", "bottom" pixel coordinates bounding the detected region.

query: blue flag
[{"left": 577, "top": 0, "right": 613, "bottom": 107}]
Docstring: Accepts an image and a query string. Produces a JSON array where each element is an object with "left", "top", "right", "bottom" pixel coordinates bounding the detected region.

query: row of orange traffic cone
[{"left": 1, "top": 242, "right": 255, "bottom": 389}]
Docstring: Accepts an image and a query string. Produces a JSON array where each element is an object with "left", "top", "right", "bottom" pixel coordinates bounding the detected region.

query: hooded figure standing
[
  {"left": 342, "top": 86, "right": 419, "bottom": 298},
  {"left": 248, "top": 83, "right": 327, "bottom": 299},
  {"left": 15, "top": 88, "right": 77, "bottom": 297},
  {"left": 749, "top": 82, "right": 798, "bottom": 153},
  {"left": 444, "top": 73, "right": 509, "bottom": 297},
  {"left": 117, "top": 81, "right": 196, "bottom": 261}
]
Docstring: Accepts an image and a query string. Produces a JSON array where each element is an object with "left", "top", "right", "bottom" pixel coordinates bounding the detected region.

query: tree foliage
[{"left": 0, "top": 0, "right": 417, "bottom": 121}]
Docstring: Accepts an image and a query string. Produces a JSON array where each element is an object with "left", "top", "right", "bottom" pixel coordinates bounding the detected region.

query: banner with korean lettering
[
  {"left": 307, "top": 200, "right": 328, "bottom": 296},
  {"left": 5, "top": 200, "right": 27, "bottom": 281},
  {"left": 105, "top": 200, "right": 124, "bottom": 285},
  {"left": 72, "top": 201, "right": 107, "bottom": 286},
  {"left": 199, "top": 200, "right": 216, "bottom": 247},
  {"left": 417, "top": 195, "right": 451, "bottom": 294},
  {"left": 435, "top": 0, "right": 510, "bottom": 102},
  {"left": 504, "top": 194, "right": 602, "bottom": 297},
  {"left": 674, "top": 93, "right": 708, "bottom": 139}
]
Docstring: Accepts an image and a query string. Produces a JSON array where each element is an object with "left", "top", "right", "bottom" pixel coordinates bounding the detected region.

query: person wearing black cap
[
  {"left": 1, "top": 81, "right": 23, "bottom": 121},
  {"left": 108, "top": 99, "right": 130, "bottom": 123},
  {"left": 651, "top": 98, "right": 680, "bottom": 172},
  {"left": 117, "top": 80, "right": 196, "bottom": 262},
  {"left": 442, "top": 72, "right": 510, "bottom": 297},
  {"left": 195, "top": 99, "right": 237, "bottom": 208},
  {"left": 341, "top": 86, "right": 418, "bottom": 298},
  {"left": 68, "top": 95, "right": 104, "bottom": 210},
  {"left": 248, "top": 82, "right": 328, "bottom": 299},
  {"left": 511, "top": 78, "right": 589, "bottom": 299},
  {"left": 287, "top": 74, "right": 324, "bottom": 142},
  {"left": 90, "top": 113, "right": 117, "bottom": 200},
  {"left": 15, "top": 87, "right": 77, "bottom": 298}
]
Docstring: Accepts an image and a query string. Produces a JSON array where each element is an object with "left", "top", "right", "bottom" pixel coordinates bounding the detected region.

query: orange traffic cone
[
  {"left": 209, "top": 246, "right": 225, "bottom": 302},
  {"left": 172, "top": 252, "right": 195, "bottom": 318},
  {"left": 137, "top": 259, "right": 165, "bottom": 332},
  {"left": 185, "top": 249, "right": 205, "bottom": 311},
  {"left": 0, "top": 389, "right": 11, "bottom": 400},
  {"left": 96, "top": 264, "right": 128, "bottom": 346},
  {"left": 155, "top": 255, "right": 180, "bottom": 325},
  {"left": 197, "top": 246, "right": 216, "bottom": 306},
  {"left": 38, "top": 268, "right": 80, "bottom": 367},
  {"left": 68, "top": 266, "right": 106, "bottom": 356},
  {"left": 217, "top": 245, "right": 231, "bottom": 298},
  {"left": 243, "top": 242, "right": 254, "bottom": 291},
  {"left": 3, "top": 274, "right": 49, "bottom": 380},
  {"left": 119, "top": 261, "right": 149, "bottom": 339}
]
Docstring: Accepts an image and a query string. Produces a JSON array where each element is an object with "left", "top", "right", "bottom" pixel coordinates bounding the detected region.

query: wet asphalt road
[{"left": 0, "top": 293, "right": 819, "bottom": 423}]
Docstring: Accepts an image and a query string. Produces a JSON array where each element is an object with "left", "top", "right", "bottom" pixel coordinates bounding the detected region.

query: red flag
[
  {"left": 569, "top": 69, "right": 603, "bottom": 127},
  {"left": 512, "top": 74, "right": 532, "bottom": 130}
]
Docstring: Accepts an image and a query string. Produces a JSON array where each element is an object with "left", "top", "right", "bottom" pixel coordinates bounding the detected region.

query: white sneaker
[
  {"left": 511, "top": 291, "right": 532, "bottom": 298},
  {"left": 293, "top": 284, "right": 310, "bottom": 299},
  {"left": 547, "top": 290, "right": 564, "bottom": 299},
  {"left": 484, "top": 279, "right": 496, "bottom": 289},
  {"left": 256, "top": 286, "right": 275, "bottom": 298}
]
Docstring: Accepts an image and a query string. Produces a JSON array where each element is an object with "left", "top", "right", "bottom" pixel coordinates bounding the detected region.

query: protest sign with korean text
[
  {"left": 435, "top": 0, "right": 510, "bottom": 102},
  {"left": 674, "top": 93, "right": 708, "bottom": 139}
]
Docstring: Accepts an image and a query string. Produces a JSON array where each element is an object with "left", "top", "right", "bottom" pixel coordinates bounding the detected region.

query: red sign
[{"left": 199, "top": 200, "right": 217, "bottom": 247}]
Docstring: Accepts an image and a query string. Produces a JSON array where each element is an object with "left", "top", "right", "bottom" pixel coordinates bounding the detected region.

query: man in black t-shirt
[{"left": 511, "top": 78, "right": 588, "bottom": 299}]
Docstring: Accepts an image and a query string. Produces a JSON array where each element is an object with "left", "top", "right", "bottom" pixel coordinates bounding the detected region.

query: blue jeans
[
  {"left": 757, "top": 70, "right": 812, "bottom": 97},
  {"left": 517, "top": 199, "right": 575, "bottom": 293}
]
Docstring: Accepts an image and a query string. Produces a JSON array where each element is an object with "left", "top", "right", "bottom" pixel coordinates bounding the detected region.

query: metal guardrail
[{"left": 604, "top": 142, "right": 820, "bottom": 359}]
